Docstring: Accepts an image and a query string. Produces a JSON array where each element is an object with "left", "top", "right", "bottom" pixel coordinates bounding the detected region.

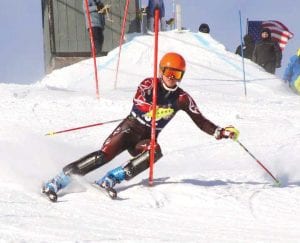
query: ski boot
[
  {"left": 94, "top": 166, "right": 126, "bottom": 199},
  {"left": 41, "top": 171, "right": 71, "bottom": 202}
]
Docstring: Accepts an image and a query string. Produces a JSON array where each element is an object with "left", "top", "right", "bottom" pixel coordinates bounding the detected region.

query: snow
[{"left": 1, "top": 30, "right": 300, "bottom": 242}]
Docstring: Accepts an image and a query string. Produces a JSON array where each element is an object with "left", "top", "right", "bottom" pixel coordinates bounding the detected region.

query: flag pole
[
  {"left": 149, "top": 8, "right": 160, "bottom": 186},
  {"left": 114, "top": 0, "right": 130, "bottom": 89},
  {"left": 84, "top": 0, "right": 100, "bottom": 99},
  {"left": 239, "top": 10, "right": 247, "bottom": 98}
]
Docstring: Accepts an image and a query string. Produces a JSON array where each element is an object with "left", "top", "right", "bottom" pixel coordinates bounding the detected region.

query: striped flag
[{"left": 248, "top": 20, "right": 294, "bottom": 50}]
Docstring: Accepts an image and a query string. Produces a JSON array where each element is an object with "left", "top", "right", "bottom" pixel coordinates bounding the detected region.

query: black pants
[
  {"left": 260, "top": 62, "right": 276, "bottom": 74},
  {"left": 90, "top": 27, "right": 104, "bottom": 56},
  {"left": 63, "top": 116, "right": 162, "bottom": 176},
  {"left": 101, "top": 116, "right": 161, "bottom": 162}
]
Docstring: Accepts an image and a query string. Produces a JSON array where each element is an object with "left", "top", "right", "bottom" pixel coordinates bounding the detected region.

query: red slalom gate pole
[
  {"left": 237, "top": 140, "right": 280, "bottom": 185},
  {"left": 84, "top": 0, "right": 100, "bottom": 98},
  {"left": 114, "top": 0, "right": 130, "bottom": 89},
  {"left": 149, "top": 8, "right": 160, "bottom": 185},
  {"left": 45, "top": 119, "right": 123, "bottom": 136}
]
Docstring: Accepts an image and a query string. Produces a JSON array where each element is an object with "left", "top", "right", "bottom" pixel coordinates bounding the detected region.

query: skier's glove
[{"left": 214, "top": 126, "right": 239, "bottom": 141}]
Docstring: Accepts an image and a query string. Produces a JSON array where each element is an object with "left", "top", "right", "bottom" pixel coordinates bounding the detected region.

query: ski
[
  {"left": 92, "top": 183, "right": 117, "bottom": 199},
  {"left": 41, "top": 183, "right": 117, "bottom": 202}
]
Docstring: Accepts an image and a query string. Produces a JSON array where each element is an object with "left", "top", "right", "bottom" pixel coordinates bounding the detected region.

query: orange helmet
[{"left": 159, "top": 52, "right": 186, "bottom": 72}]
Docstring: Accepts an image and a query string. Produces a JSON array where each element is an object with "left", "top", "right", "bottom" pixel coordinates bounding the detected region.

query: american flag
[{"left": 248, "top": 20, "right": 294, "bottom": 50}]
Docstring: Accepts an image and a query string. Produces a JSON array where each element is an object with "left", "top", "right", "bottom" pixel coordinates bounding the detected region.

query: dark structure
[{"left": 42, "top": 0, "right": 140, "bottom": 73}]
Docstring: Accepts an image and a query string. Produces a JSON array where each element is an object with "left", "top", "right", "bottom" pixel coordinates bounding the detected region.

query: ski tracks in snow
[{"left": 1, "top": 172, "right": 300, "bottom": 242}]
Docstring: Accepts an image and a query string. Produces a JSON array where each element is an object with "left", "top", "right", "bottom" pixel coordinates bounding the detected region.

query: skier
[{"left": 42, "top": 52, "right": 239, "bottom": 201}]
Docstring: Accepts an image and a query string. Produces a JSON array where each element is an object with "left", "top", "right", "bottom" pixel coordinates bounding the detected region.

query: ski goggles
[{"left": 161, "top": 67, "right": 185, "bottom": 80}]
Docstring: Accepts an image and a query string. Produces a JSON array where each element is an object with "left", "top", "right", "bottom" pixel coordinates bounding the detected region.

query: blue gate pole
[{"left": 239, "top": 10, "right": 247, "bottom": 97}]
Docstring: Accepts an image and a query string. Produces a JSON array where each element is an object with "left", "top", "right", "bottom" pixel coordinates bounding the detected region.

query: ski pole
[
  {"left": 45, "top": 118, "right": 123, "bottom": 136},
  {"left": 236, "top": 140, "right": 280, "bottom": 186}
]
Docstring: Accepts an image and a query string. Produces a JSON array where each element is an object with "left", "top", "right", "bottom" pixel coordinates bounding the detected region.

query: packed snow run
[{"left": 0, "top": 30, "right": 300, "bottom": 242}]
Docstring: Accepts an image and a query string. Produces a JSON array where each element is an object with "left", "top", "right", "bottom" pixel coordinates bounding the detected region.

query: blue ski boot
[
  {"left": 42, "top": 171, "right": 71, "bottom": 202},
  {"left": 94, "top": 166, "right": 126, "bottom": 199}
]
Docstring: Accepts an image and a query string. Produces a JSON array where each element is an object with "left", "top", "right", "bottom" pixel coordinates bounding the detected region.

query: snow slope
[{"left": 1, "top": 30, "right": 300, "bottom": 242}]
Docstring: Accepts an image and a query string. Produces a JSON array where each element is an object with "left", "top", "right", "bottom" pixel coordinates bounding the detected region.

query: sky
[
  {"left": 0, "top": 0, "right": 44, "bottom": 84},
  {"left": 162, "top": 0, "right": 299, "bottom": 77},
  {"left": 0, "top": 0, "right": 299, "bottom": 84},
  {"left": 0, "top": 30, "right": 300, "bottom": 242}
]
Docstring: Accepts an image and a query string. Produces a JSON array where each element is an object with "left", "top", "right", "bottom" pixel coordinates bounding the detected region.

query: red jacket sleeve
[
  {"left": 133, "top": 78, "right": 153, "bottom": 112},
  {"left": 178, "top": 92, "right": 218, "bottom": 136}
]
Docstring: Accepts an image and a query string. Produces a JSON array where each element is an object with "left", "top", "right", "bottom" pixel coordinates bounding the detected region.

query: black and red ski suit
[
  {"left": 101, "top": 77, "right": 218, "bottom": 161},
  {"left": 63, "top": 78, "right": 219, "bottom": 177}
]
